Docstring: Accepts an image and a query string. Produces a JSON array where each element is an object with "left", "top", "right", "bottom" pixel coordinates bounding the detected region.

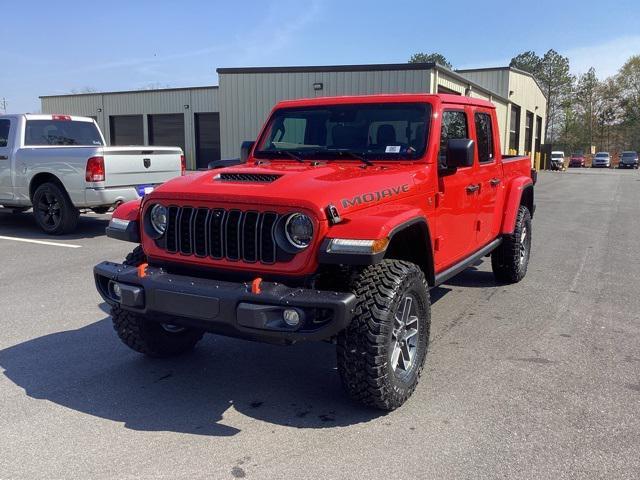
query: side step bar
[{"left": 433, "top": 238, "right": 502, "bottom": 287}]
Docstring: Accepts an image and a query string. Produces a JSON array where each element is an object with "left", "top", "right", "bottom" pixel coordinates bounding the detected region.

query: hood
[{"left": 148, "top": 161, "right": 422, "bottom": 219}]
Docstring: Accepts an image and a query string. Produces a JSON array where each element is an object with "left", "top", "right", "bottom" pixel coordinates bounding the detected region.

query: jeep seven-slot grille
[
  {"left": 216, "top": 172, "right": 282, "bottom": 183},
  {"left": 165, "top": 206, "right": 279, "bottom": 264}
]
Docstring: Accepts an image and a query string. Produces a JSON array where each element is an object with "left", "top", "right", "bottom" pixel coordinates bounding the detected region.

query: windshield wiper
[
  {"left": 326, "top": 149, "right": 374, "bottom": 167},
  {"left": 255, "top": 149, "right": 305, "bottom": 163}
]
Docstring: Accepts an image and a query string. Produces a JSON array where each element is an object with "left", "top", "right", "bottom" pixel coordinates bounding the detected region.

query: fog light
[
  {"left": 283, "top": 308, "right": 300, "bottom": 327},
  {"left": 109, "top": 281, "right": 122, "bottom": 300}
]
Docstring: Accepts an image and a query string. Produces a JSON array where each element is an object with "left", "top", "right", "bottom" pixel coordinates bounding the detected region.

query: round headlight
[
  {"left": 284, "top": 213, "right": 313, "bottom": 249},
  {"left": 149, "top": 204, "right": 167, "bottom": 235}
]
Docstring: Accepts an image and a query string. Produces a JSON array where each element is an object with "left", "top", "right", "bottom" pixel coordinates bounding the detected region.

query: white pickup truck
[{"left": 0, "top": 114, "right": 184, "bottom": 234}]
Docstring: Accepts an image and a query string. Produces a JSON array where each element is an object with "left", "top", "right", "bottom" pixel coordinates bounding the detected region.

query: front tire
[
  {"left": 337, "top": 260, "right": 431, "bottom": 411},
  {"left": 32, "top": 182, "right": 79, "bottom": 234},
  {"left": 111, "top": 246, "right": 204, "bottom": 358},
  {"left": 491, "top": 205, "right": 532, "bottom": 284}
]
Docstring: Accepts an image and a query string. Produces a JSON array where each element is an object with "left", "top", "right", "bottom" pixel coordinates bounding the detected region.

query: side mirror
[
  {"left": 241, "top": 140, "right": 255, "bottom": 163},
  {"left": 445, "top": 138, "right": 475, "bottom": 169}
]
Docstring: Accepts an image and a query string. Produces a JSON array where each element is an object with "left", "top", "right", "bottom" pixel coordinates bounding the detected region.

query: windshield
[
  {"left": 25, "top": 120, "right": 103, "bottom": 146},
  {"left": 255, "top": 103, "right": 431, "bottom": 161},
  {"left": 595, "top": 153, "right": 608, "bottom": 158},
  {"left": 622, "top": 152, "right": 637, "bottom": 158},
  {"left": 551, "top": 153, "right": 563, "bottom": 159}
]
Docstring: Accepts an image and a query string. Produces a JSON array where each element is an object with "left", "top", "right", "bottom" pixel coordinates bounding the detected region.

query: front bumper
[{"left": 94, "top": 261, "right": 357, "bottom": 344}]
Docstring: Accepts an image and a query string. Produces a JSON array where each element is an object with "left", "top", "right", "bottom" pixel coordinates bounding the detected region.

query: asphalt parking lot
[{"left": 0, "top": 169, "right": 639, "bottom": 479}]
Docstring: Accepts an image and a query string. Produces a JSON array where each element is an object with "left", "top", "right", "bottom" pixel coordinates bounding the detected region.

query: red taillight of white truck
[
  {"left": 86, "top": 156, "right": 105, "bottom": 182},
  {"left": 180, "top": 154, "right": 186, "bottom": 176}
]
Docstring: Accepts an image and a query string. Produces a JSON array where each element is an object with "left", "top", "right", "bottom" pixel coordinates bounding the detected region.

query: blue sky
[{"left": 2, "top": 0, "right": 640, "bottom": 112}]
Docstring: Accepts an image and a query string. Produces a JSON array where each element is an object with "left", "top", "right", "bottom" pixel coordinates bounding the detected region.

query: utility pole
[{"left": 0, "top": 97, "right": 7, "bottom": 114}]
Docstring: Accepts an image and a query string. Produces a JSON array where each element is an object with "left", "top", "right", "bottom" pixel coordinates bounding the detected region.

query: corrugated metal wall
[
  {"left": 507, "top": 71, "right": 546, "bottom": 155},
  {"left": 458, "top": 70, "right": 510, "bottom": 98},
  {"left": 218, "top": 70, "right": 431, "bottom": 158},
  {"left": 41, "top": 87, "right": 219, "bottom": 169}
]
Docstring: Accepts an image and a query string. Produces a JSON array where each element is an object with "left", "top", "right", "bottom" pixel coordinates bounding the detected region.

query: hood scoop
[{"left": 214, "top": 172, "right": 282, "bottom": 183}]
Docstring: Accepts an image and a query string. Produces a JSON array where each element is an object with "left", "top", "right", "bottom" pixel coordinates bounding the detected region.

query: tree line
[{"left": 410, "top": 51, "right": 640, "bottom": 154}]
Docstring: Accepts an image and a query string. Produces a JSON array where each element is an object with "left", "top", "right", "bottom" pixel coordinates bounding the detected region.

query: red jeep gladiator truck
[{"left": 94, "top": 94, "right": 535, "bottom": 410}]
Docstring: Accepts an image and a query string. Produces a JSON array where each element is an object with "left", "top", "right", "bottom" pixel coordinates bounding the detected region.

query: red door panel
[
  {"left": 434, "top": 108, "right": 479, "bottom": 270},
  {"left": 472, "top": 109, "right": 503, "bottom": 246}
]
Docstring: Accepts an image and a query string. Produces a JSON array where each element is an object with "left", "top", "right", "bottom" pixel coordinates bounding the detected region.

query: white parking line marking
[{"left": 0, "top": 235, "right": 82, "bottom": 248}]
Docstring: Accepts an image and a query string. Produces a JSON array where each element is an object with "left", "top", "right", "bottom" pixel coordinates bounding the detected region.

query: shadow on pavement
[
  {"left": 0, "top": 210, "right": 109, "bottom": 240},
  {"left": 0, "top": 318, "right": 383, "bottom": 437},
  {"left": 442, "top": 265, "right": 497, "bottom": 288}
]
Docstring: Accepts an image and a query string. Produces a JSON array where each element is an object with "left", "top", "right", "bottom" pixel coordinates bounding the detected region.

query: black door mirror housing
[
  {"left": 445, "top": 138, "right": 475, "bottom": 170},
  {"left": 207, "top": 141, "right": 256, "bottom": 170},
  {"left": 241, "top": 141, "right": 255, "bottom": 163},
  {"left": 207, "top": 158, "right": 242, "bottom": 170}
]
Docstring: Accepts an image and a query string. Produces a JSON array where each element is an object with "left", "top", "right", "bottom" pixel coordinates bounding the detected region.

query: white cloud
[{"left": 562, "top": 35, "right": 640, "bottom": 78}]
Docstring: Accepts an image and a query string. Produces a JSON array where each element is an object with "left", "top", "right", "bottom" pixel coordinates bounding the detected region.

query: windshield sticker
[{"left": 385, "top": 146, "right": 401, "bottom": 153}]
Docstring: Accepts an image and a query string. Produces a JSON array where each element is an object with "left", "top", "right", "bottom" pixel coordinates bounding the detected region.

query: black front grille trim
[{"left": 164, "top": 206, "right": 280, "bottom": 264}]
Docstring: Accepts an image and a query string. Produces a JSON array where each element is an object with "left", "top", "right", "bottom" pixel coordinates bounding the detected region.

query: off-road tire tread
[
  {"left": 491, "top": 205, "right": 531, "bottom": 284},
  {"left": 111, "top": 246, "right": 204, "bottom": 358},
  {"left": 337, "top": 259, "right": 430, "bottom": 411}
]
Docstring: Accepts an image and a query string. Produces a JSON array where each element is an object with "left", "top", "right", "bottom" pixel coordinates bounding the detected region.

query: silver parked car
[{"left": 591, "top": 152, "right": 611, "bottom": 168}]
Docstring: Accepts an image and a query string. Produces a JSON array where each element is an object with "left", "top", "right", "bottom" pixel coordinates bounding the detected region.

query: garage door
[
  {"left": 148, "top": 114, "right": 185, "bottom": 153},
  {"left": 195, "top": 112, "right": 221, "bottom": 169}
]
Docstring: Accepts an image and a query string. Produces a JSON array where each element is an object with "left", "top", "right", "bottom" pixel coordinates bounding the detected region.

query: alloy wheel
[
  {"left": 36, "top": 191, "right": 62, "bottom": 229},
  {"left": 390, "top": 295, "right": 419, "bottom": 374}
]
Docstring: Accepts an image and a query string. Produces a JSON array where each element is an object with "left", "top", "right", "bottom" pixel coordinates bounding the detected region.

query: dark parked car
[{"left": 619, "top": 151, "right": 638, "bottom": 169}]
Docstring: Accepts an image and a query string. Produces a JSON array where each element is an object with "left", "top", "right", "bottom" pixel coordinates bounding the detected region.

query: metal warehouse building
[{"left": 40, "top": 63, "right": 546, "bottom": 170}]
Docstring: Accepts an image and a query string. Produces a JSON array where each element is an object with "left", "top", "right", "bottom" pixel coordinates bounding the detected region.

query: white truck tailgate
[{"left": 102, "top": 147, "right": 182, "bottom": 189}]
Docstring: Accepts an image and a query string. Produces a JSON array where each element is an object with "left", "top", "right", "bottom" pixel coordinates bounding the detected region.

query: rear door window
[
  {"left": 0, "top": 119, "right": 10, "bottom": 147},
  {"left": 439, "top": 110, "right": 468, "bottom": 167},
  {"left": 474, "top": 112, "right": 494, "bottom": 163},
  {"left": 25, "top": 120, "right": 103, "bottom": 146}
]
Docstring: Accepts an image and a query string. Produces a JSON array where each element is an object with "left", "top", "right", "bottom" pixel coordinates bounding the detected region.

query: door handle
[
  {"left": 0, "top": 155, "right": 8, "bottom": 160},
  {"left": 465, "top": 184, "right": 480, "bottom": 193},
  {"left": 489, "top": 178, "right": 501, "bottom": 186}
]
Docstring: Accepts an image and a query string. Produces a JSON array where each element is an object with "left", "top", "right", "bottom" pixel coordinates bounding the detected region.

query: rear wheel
[
  {"left": 491, "top": 205, "right": 532, "bottom": 284},
  {"left": 32, "top": 182, "right": 79, "bottom": 235},
  {"left": 111, "top": 246, "right": 204, "bottom": 357},
  {"left": 337, "top": 260, "right": 431, "bottom": 410}
]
